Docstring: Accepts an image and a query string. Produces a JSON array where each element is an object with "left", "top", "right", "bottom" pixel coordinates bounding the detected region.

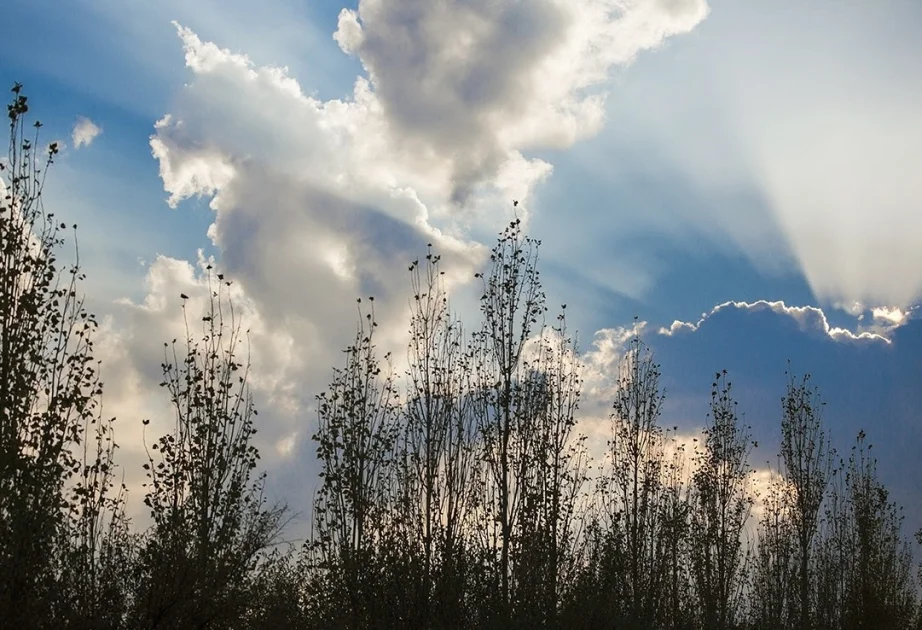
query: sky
[{"left": 2, "top": 0, "right": 921, "bottom": 539}]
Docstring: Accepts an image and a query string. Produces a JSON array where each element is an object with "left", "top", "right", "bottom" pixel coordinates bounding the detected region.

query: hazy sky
[{"left": 2, "top": 0, "right": 920, "bottom": 536}]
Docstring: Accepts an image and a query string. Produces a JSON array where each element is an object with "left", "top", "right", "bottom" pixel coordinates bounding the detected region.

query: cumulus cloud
[
  {"left": 72, "top": 116, "right": 102, "bottom": 148},
  {"left": 149, "top": 23, "right": 485, "bottom": 353},
  {"left": 335, "top": 0, "right": 709, "bottom": 204},
  {"left": 581, "top": 319, "right": 648, "bottom": 401},
  {"left": 91, "top": 5, "right": 711, "bottom": 523},
  {"left": 658, "top": 299, "right": 895, "bottom": 343},
  {"left": 138, "top": 8, "right": 710, "bottom": 438}
]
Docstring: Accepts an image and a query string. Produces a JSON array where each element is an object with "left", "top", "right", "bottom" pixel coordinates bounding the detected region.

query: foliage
[
  {"left": 133, "top": 272, "right": 287, "bottom": 628},
  {"left": 0, "top": 83, "right": 128, "bottom": 628}
]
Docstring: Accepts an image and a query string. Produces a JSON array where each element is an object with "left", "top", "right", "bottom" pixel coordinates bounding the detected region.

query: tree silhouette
[
  {"left": 305, "top": 298, "right": 401, "bottom": 627},
  {"left": 780, "top": 370, "right": 833, "bottom": 629},
  {"left": 689, "top": 371, "right": 754, "bottom": 630},
  {"left": 469, "top": 217, "right": 547, "bottom": 622},
  {"left": 1, "top": 87, "right": 918, "bottom": 630},
  {"left": 0, "top": 84, "right": 127, "bottom": 628},
  {"left": 133, "top": 271, "right": 287, "bottom": 628}
]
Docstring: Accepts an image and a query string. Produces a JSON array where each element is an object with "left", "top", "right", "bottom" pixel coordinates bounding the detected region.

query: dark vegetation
[{"left": 1, "top": 87, "right": 919, "bottom": 629}]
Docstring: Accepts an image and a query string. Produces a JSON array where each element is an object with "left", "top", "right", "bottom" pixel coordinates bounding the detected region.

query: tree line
[{"left": 1, "top": 87, "right": 918, "bottom": 629}]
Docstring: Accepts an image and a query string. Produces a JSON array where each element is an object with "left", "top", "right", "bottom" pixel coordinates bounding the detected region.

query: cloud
[
  {"left": 334, "top": 0, "right": 709, "bottom": 204},
  {"left": 695, "top": 5, "right": 922, "bottom": 307},
  {"left": 658, "top": 299, "right": 895, "bottom": 344},
  {"left": 871, "top": 306, "right": 910, "bottom": 327},
  {"left": 72, "top": 116, "right": 102, "bottom": 149},
  {"left": 150, "top": 23, "right": 484, "bottom": 318},
  {"left": 835, "top": 300, "right": 866, "bottom": 317},
  {"left": 92, "top": 4, "right": 709, "bottom": 527},
  {"left": 659, "top": 319, "right": 698, "bottom": 337},
  {"left": 551, "top": 3, "right": 922, "bottom": 311},
  {"left": 581, "top": 319, "right": 648, "bottom": 403},
  {"left": 142, "top": 9, "right": 712, "bottom": 438}
]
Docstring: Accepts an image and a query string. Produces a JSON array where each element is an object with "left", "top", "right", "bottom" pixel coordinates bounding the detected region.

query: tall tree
[
  {"left": 133, "top": 272, "right": 286, "bottom": 628},
  {"left": 56, "top": 413, "right": 134, "bottom": 628},
  {"left": 752, "top": 465, "right": 797, "bottom": 630},
  {"left": 596, "top": 334, "right": 674, "bottom": 628},
  {"left": 689, "top": 371, "right": 754, "bottom": 630},
  {"left": 512, "top": 309, "right": 589, "bottom": 626},
  {"left": 469, "top": 216, "right": 547, "bottom": 619},
  {"left": 780, "top": 370, "right": 833, "bottom": 630},
  {"left": 306, "top": 298, "right": 401, "bottom": 628},
  {"left": 0, "top": 84, "right": 121, "bottom": 628},
  {"left": 400, "top": 247, "right": 478, "bottom": 625},
  {"left": 817, "top": 431, "right": 916, "bottom": 630}
]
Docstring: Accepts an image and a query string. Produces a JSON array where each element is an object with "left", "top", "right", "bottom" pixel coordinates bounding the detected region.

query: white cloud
[
  {"left": 871, "top": 306, "right": 909, "bottom": 327},
  {"left": 569, "top": 319, "right": 649, "bottom": 450},
  {"left": 72, "top": 116, "right": 102, "bottom": 149},
  {"left": 93, "top": 6, "right": 710, "bottom": 522},
  {"left": 658, "top": 299, "right": 895, "bottom": 344},
  {"left": 334, "top": 0, "right": 709, "bottom": 205},
  {"left": 150, "top": 23, "right": 484, "bottom": 320},
  {"left": 139, "top": 9, "right": 710, "bottom": 422},
  {"left": 659, "top": 319, "right": 698, "bottom": 337},
  {"left": 581, "top": 320, "right": 649, "bottom": 401},
  {"left": 852, "top": 305, "right": 916, "bottom": 338}
]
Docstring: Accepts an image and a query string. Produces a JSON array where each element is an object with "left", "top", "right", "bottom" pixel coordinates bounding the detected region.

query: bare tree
[
  {"left": 57, "top": 412, "right": 135, "bottom": 628},
  {"left": 596, "top": 334, "right": 675, "bottom": 628},
  {"left": 512, "top": 309, "right": 590, "bottom": 626},
  {"left": 817, "top": 431, "right": 916, "bottom": 630},
  {"left": 469, "top": 217, "right": 546, "bottom": 619},
  {"left": 752, "top": 464, "right": 797, "bottom": 630},
  {"left": 399, "top": 247, "right": 478, "bottom": 624}
]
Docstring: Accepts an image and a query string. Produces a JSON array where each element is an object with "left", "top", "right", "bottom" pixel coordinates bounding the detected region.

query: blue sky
[{"left": 2, "top": 0, "right": 921, "bottom": 535}]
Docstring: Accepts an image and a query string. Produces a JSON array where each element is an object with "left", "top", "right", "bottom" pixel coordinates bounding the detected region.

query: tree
[
  {"left": 752, "top": 464, "right": 797, "bottom": 630},
  {"left": 595, "top": 334, "right": 677, "bottom": 628},
  {"left": 399, "top": 247, "right": 479, "bottom": 625},
  {"left": 0, "top": 83, "right": 125, "bottom": 628},
  {"left": 133, "top": 271, "right": 286, "bottom": 628},
  {"left": 511, "top": 309, "right": 590, "bottom": 626},
  {"left": 816, "top": 431, "right": 915, "bottom": 630},
  {"left": 689, "top": 371, "right": 754, "bottom": 630},
  {"left": 56, "top": 413, "right": 135, "bottom": 628},
  {"left": 469, "top": 217, "right": 547, "bottom": 620},
  {"left": 780, "top": 370, "right": 833, "bottom": 630},
  {"left": 305, "top": 298, "right": 401, "bottom": 628}
]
